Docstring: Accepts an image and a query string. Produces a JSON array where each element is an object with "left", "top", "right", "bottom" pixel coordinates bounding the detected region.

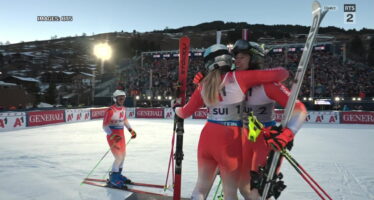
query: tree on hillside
[
  {"left": 227, "top": 30, "right": 242, "bottom": 43},
  {"left": 368, "top": 37, "right": 374, "bottom": 66},
  {"left": 127, "top": 36, "right": 161, "bottom": 57},
  {"left": 46, "top": 82, "right": 57, "bottom": 105}
]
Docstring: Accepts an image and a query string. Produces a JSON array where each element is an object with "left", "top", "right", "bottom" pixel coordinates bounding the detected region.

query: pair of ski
[
  {"left": 260, "top": 1, "right": 330, "bottom": 200},
  {"left": 82, "top": 177, "right": 169, "bottom": 197}
]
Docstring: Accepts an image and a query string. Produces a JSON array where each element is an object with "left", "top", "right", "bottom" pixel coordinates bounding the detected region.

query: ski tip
[
  {"left": 180, "top": 36, "right": 190, "bottom": 41},
  {"left": 312, "top": 1, "right": 321, "bottom": 12}
]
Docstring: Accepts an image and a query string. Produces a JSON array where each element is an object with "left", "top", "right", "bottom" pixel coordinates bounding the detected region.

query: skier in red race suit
[
  {"left": 102, "top": 90, "right": 137, "bottom": 188},
  {"left": 175, "top": 44, "right": 289, "bottom": 200},
  {"left": 231, "top": 40, "right": 307, "bottom": 200}
]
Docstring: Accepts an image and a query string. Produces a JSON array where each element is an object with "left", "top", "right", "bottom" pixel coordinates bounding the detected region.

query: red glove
[
  {"left": 109, "top": 134, "right": 122, "bottom": 143},
  {"left": 262, "top": 126, "right": 294, "bottom": 151},
  {"left": 128, "top": 128, "right": 137, "bottom": 139},
  {"left": 193, "top": 72, "right": 204, "bottom": 85}
]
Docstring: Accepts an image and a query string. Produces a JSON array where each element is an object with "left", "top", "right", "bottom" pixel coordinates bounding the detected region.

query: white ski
[{"left": 260, "top": 1, "right": 328, "bottom": 199}]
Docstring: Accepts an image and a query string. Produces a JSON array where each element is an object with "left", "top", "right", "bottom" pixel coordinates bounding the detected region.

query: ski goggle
[
  {"left": 204, "top": 54, "right": 232, "bottom": 71},
  {"left": 232, "top": 40, "right": 265, "bottom": 57},
  {"left": 203, "top": 44, "right": 229, "bottom": 60}
]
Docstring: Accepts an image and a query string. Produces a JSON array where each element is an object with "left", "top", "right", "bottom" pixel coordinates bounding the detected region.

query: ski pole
[
  {"left": 171, "top": 138, "right": 175, "bottom": 187},
  {"left": 212, "top": 178, "right": 222, "bottom": 200},
  {"left": 164, "top": 123, "right": 176, "bottom": 191},
  {"left": 81, "top": 146, "right": 112, "bottom": 185},
  {"left": 205, "top": 168, "right": 219, "bottom": 200},
  {"left": 281, "top": 150, "right": 333, "bottom": 200},
  {"left": 283, "top": 152, "right": 326, "bottom": 200},
  {"left": 82, "top": 137, "right": 132, "bottom": 185},
  {"left": 282, "top": 150, "right": 332, "bottom": 199}
]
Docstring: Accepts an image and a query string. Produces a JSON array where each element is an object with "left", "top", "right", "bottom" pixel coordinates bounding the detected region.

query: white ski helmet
[
  {"left": 112, "top": 90, "right": 126, "bottom": 102},
  {"left": 203, "top": 44, "right": 233, "bottom": 72}
]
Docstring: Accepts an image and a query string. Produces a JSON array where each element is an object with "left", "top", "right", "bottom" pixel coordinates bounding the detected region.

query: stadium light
[
  {"left": 157, "top": 96, "right": 161, "bottom": 100},
  {"left": 227, "top": 44, "right": 234, "bottom": 51},
  {"left": 372, "top": 97, "right": 374, "bottom": 101},
  {"left": 334, "top": 97, "right": 340, "bottom": 102},
  {"left": 303, "top": 97, "right": 307, "bottom": 101},
  {"left": 308, "top": 97, "right": 313, "bottom": 101},
  {"left": 168, "top": 96, "right": 173, "bottom": 100},
  {"left": 94, "top": 43, "right": 112, "bottom": 61},
  {"left": 94, "top": 43, "right": 112, "bottom": 74},
  {"left": 135, "top": 96, "right": 140, "bottom": 100},
  {"left": 352, "top": 97, "right": 356, "bottom": 101},
  {"left": 357, "top": 97, "right": 362, "bottom": 101},
  {"left": 147, "top": 96, "right": 151, "bottom": 100}
]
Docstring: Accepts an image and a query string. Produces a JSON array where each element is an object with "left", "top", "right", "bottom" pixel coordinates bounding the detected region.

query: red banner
[
  {"left": 91, "top": 108, "right": 108, "bottom": 119},
  {"left": 193, "top": 108, "right": 208, "bottom": 119},
  {"left": 136, "top": 108, "right": 164, "bottom": 118},
  {"left": 341, "top": 112, "right": 374, "bottom": 124},
  {"left": 28, "top": 110, "right": 65, "bottom": 126}
]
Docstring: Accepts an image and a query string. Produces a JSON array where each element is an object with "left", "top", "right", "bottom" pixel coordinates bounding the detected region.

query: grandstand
[
  {"left": 0, "top": 29, "right": 372, "bottom": 111},
  {"left": 121, "top": 41, "right": 374, "bottom": 111}
]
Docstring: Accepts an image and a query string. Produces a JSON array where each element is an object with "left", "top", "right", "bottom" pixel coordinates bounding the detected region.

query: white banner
[
  {"left": 65, "top": 109, "right": 91, "bottom": 123},
  {"left": 306, "top": 111, "right": 340, "bottom": 124},
  {"left": 126, "top": 107, "right": 135, "bottom": 118},
  {"left": 0, "top": 112, "right": 27, "bottom": 132},
  {"left": 164, "top": 108, "right": 174, "bottom": 119}
]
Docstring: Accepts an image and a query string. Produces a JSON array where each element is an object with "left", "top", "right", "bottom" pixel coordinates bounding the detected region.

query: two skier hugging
[{"left": 175, "top": 40, "right": 307, "bottom": 200}]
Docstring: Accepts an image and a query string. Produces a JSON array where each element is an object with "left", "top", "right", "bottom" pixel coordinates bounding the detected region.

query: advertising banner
[
  {"left": 91, "top": 108, "right": 108, "bottom": 119},
  {"left": 192, "top": 108, "right": 208, "bottom": 119},
  {"left": 28, "top": 110, "right": 65, "bottom": 127},
  {"left": 136, "top": 108, "right": 164, "bottom": 118},
  {"left": 0, "top": 112, "right": 27, "bottom": 132},
  {"left": 341, "top": 112, "right": 374, "bottom": 124},
  {"left": 126, "top": 107, "right": 136, "bottom": 118},
  {"left": 65, "top": 109, "right": 91, "bottom": 122}
]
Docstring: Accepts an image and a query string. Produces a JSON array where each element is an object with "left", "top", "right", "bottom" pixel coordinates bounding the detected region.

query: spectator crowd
[
  {"left": 121, "top": 49, "right": 373, "bottom": 106},
  {"left": 266, "top": 51, "right": 373, "bottom": 99}
]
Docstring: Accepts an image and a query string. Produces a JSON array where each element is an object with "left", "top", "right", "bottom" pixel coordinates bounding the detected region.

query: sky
[{"left": 1, "top": 0, "right": 373, "bottom": 44}]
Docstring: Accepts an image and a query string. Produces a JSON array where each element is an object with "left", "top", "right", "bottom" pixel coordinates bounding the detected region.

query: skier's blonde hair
[{"left": 201, "top": 69, "right": 222, "bottom": 106}]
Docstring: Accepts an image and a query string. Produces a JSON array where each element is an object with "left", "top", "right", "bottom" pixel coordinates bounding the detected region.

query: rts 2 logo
[{"left": 344, "top": 4, "right": 356, "bottom": 24}]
